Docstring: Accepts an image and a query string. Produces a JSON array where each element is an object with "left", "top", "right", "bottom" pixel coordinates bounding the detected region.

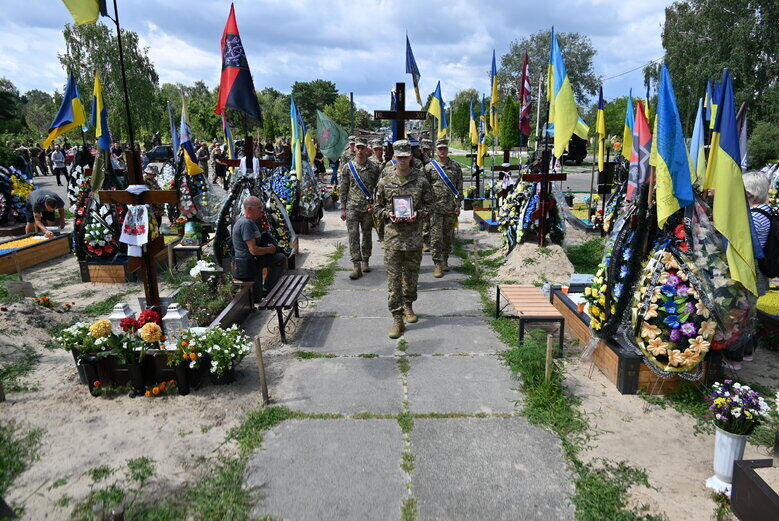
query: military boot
[
  {"left": 433, "top": 263, "right": 444, "bottom": 278},
  {"left": 388, "top": 315, "right": 405, "bottom": 339},
  {"left": 361, "top": 259, "right": 371, "bottom": 273},
  {"left": 443, "top": 257, "right": 450, "bottom": 272},
  {"left": 403, "top": 304, "right": 418, "bottom": 323},
  {"left": 349, "top": 263, "right": 362, "bottom": 280}
]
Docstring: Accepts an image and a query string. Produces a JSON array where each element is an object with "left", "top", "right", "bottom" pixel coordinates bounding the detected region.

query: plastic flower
[
  {"left": 89, "top": 319, "right": 112, "bottom": 339},
  {"left": 664, "top": 315, "right": 682, "bottom": 329},
  {"left": 614, "top": 283, "right": 624, "bottom": 298},
  {"left": 666, "top": 274, "right": 680, "bottom": 286},
  {"left": 695, "top": 302, "right": 710, "bottom": 318},
  {"left": 688, "top": 336, "right": 711, "bottom": 354},
  {"left": 137, "top": 310, "right": 161, "bottom": 327},
  {"left": 661, "top": 252, "right": 681, "bottom": 270},
  {"left": 641, "top": 322, "right": 662, "bottom": 339},
  {"left": 669, "top": 329, "right": 682, "bottom": 342},
  {"left": 643, "top": 303, "right": 659, "bottom": 320},
  {"left": 661, "top": 301, "right": 677, "bottom": 314},
  {"left": 667, "top": 349, "right": 685, "bottom": 366},
  {"left": 646, "top": 337, "right": 668, "bottom": 356},
  {"left": 680, "top": 322, "right": 697, "bottom": 337},
  {"left": 139, "top": 322, "right": 162, "bottom": 343},
  {"left": 681, "top": 349, "right": 699, "bottom": 367},
  {"left": 660, "top": 284, "right": 677, "bottom": 297},
  {"left": 674, "top": 224, "right": 686, "bottom": 240},
  {"left": 676, "top": 285, "right": 690, "bottom": 297},
  {"left": 699, "top": 319, "right": 716, "bottom": 339}
]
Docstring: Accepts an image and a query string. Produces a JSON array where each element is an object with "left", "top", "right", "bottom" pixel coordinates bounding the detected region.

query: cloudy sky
[{"left": 1, "top": 0, "right": 670, "bottom": 110}]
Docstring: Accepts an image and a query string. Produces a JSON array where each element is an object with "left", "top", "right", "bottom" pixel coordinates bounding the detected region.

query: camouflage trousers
[
  {"left": 376, "top": 216, "right": 385, "bottom": 241},
  {"left": 422, "top": 213, "right": 431, "bottom": 246},
  {"left": 431, "top": 212, "right": 456, "bottom": 264},
  {"left": 346, "top": 210, "right": 373, "bottom": 263},
  {"left": 385, "top": 248, "right": 423, "bottom": 316}
]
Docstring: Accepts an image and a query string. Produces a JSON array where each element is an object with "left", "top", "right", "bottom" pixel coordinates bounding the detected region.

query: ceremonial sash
[
  {"left": 347, "top": 161, "right": 372, "bottom": 199},
  {"left": 431, "top": 160, "right": 459, "bottom": 197},
  {"left": 391, "top": 159, "right": 397, "bottom": 165}
]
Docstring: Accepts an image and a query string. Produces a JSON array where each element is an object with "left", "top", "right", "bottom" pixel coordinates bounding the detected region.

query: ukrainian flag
[
  {"left": 179, "top": 95, "right": 203, "bottom": 176},
  {"left": 489, "top": 50, "right": 499, "bottom": 137},
  {"left": 61, "top": 0, "right": 105, "bottom": 26},
  {"left": 469, "top": 97, "right": 478, "bottom": 145},
  {"left": 689, "top": 98, "right": 706, "bottom": 185},
  {"left": 477, "top": 97, "right": 487, "bottom": 168},
  {"left": 654, "top": 64, "right": 694, "bottom": 227},
  {"left": 705, "top": 69, "right": 757, "bottom": 295},
  {"left": 290, "top": 97, "right": 303, "bottom": 179},
  {"left": 547, "top": 28, "right": 579, "bottom": 158},
  {"left": 90, "top": 71, "right": 110, "bottom": 151},
  {"left": 596, "top": 86, "right": 606, "bottom": 172},
  {"left": 304, "top": 122, "right": 317, "bottom": 166},
  {"left": 621, "top": 89, "right": 634, "bottom": 160},
  {"left": 428, "top": 81, "right": 448, "bottom": 139},
  {"left": 43, "top": 74, "right": 86, "bottom": 149}
]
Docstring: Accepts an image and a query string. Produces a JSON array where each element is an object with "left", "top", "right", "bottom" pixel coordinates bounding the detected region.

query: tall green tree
[
  {"left": 22, "top": 89, "right": 57, "bottom": 137},
  {"left": 649, "top": 0, "right": 779, "bottom": 131},
  {"left": 499, "top": 97, "right": 520, "bottom": 150},
  {"left": 291, "top": 79, "right": 338, "bottom": 125},
  {"left": 499, "top": 29, "right": 598, "bottom": 106},
  {"left": 323, "top": 94, "right": 353, "bottom": 130},
  {"left": 59, "top": 22, "right": 161, "bottom": 143}
]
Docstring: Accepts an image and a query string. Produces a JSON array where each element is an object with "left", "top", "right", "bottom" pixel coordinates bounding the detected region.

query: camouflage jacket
[
  {"left": 424, "top": 158, "right": 464, "bottom": 214},
  {"left": 339, "top": 148, "right": 355, "bottom": 165},
  {"left": 375, "top": 166, "right": 433, "bottom": 251},
  {"left": 339, "top": 159, "right": 380, "bottom": 212},
  {"left": 369, "top": 156, "right": 384, "bottom": 169}
]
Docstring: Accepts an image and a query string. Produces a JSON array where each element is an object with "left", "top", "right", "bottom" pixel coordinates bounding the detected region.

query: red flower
[
  {"left": 674, "top": 224, "right": 686, "bottom": 240},
  {"left": 104, "top": 244, "right": 114, "bottom": 253},
  {"left": 120, "top": 317, "right": 140, "bottom": 332},
  {"left": 137, "top": 310, "right": 161, "bottom": 327},
  {"left": 94, "top": 248, "right": 103, "bottom": 256},
  {"left": 678, "top": 242, "right": 689, "bottom": 252}
]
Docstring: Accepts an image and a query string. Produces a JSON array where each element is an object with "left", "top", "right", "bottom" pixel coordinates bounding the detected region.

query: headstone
[{"left": 108, "top": 303, "right": 134, "bottom": 331}]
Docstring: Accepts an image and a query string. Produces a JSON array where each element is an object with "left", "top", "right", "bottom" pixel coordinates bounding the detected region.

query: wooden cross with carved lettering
[
  {"left": 522, "top": 148, "right": 567, "bottom": 246},
  {"left": 222, "top": 136, "right": 286, "bottom": 173},
  {"left": 98, "top": 150, "right": 177, "bottom": 312},
  {"left": 374, "top": 83, "right": 427, "bottom": 139}
]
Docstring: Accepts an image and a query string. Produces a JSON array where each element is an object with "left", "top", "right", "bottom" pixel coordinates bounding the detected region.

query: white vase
[{"left": 706, "top": 425, "right": 749, "bottom": 495}]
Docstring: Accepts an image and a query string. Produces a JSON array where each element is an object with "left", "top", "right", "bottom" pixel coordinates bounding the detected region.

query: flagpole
[
  {"left": 587, "top": 138, "right": 596, "bottom": 221},
  {"left": 534, "top": 75, "right": 543, "bottom": 151},
  {"left": 111, "top": 0, "right": 137, "bottom": 181}
]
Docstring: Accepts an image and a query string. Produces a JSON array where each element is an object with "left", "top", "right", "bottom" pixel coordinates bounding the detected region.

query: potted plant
[
  {"left": 103, "top": 318, "right": 162, "bottom": 397},
  {"left": 201, "top": 325, "right": 252, "bottom": 384},
  {"left": 166, "top": 328, "right": 210, "bottom": 394},
  {"left": 705, "top": 380, "right": 771, "bottom": 495}
]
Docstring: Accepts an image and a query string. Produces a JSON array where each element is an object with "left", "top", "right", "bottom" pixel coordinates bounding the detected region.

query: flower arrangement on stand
[
  {"left": 84, "top": 222, "right": 117, "bottom": 258},
  {"left": 167, "top": 325, "right": 251, "bottom": 384},
  {"left": 496, "top": 183, "right": 527, "bottom": 253}
]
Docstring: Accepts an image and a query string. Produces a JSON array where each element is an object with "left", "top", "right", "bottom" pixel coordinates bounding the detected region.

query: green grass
[
  {"left": 295, "top": 350, "right": 336, "bottom": 359},
  {"left": 401, "top": 451, "right": 415, "bottom": 473},
  {"left": 0, "top": 274, "right": 23, "bottom": 305},
  {"left": 0, "top": 422, "right": 42, "bottom": 502},
  {"left": 401, "top": 497, "right": 417, "bottom": 521},
  {"left": 82, "top": 291, "right": 135, "bottom": 317},
  {"left": 0, "top": 343, "right": 41, "bottom": 392},
  {"left": 309, "top": 243, "right": 345, "bottom": 299},
  {"left": 397, "top": 339, "right": 408, "bottom": 353},
  {"left": 565, "top": 238, "right": 605, "bottom": 274}
]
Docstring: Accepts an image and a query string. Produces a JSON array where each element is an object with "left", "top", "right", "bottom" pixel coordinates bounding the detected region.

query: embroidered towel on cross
[{"left": 120, "top": 204, "right": 150, "bottom": 257}]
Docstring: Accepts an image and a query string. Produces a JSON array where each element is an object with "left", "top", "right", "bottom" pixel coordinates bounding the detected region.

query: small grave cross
[
  {"left": 99, "top": 150, "right": 178, "bottom": 312},
  {"left": 522, "top": 148, "right": 567, "bottom": 246},
  {"left": 374, "top": 83, "right": 427, "bottom": 139},
  {"left": 222, "top": 137, "right": 286, "bottom": 173}
]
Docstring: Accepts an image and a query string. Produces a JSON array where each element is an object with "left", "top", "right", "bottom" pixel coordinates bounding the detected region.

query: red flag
[
  {"left": 626, "top": 100, "right": 652, "bottom": 201},
  {"left": 518, "top": 52, "right": 532, "bottom": 136},
  {"left": 215, "top": 3, "right": 261, "bottom": 120}
]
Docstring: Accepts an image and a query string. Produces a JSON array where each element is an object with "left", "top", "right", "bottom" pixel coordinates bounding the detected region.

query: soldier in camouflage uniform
[
  {"left": 375, "top": 139, "right": 433, "bottom": 338},
  {"left": 340, "top": 136, "right": 380, "bottom": 279},
  {"left": 412, "top": 138, "right": 432, "bottom": 251},
  {"left": 340, "top": 135, "right": 356, "bottom": 165},
  {"left": 421, "top": 138, "right": 433, "bottom": 164},
  {"left": 369, "top": 139, "right": 384, "bottom": 166},
  {"left": 424, "top": 138, "right": 463, "bottom": 277}
]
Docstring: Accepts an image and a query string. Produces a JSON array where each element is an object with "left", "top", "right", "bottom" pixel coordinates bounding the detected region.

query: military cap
[
  {"left": 421, "top": 138, "right": 433, "bottom": 149},
  {"left": 435, "top": 137, "right": 449, "bottom": 148},
  {"left": 392, "top": 139, "right": 412, "bottom": 157},
  {"left": 354, "top": 136, "right": 368, "bottom": 147},
  {"left": 408, "top": 136, "right": 420, "bottom": 147},
  {"left": 369, "top": 139, "right": 383, "bottom": 148},
  {"left": 348, "top": 135, "right": 356, "bottom": 143}
]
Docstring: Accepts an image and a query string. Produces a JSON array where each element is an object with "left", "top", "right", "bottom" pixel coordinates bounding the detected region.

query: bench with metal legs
[{"left": 495, "top": 284, "right": 566, "bottom": 356}]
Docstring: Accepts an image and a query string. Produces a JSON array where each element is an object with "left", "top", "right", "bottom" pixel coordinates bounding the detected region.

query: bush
[{"left": 748, "top": 120, "right": 779, "bottom": 168}]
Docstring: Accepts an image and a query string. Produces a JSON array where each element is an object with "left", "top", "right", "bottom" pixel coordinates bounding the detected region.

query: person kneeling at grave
[
  {"left": 232, "top": 196, "right": 287, "bottom": 299},
  {"left": 24, "top": 189, "right": 65, "bottom": 238}
]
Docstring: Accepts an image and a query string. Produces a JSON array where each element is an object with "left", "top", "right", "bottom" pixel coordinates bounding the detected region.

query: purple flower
[
  {"left": 685, "top": 302, "right": 695, "bottom": 314},
  {"left": 666, "top": 274, "right": 680, "bottom": 286},
  {"left": 669, "top": 329, "right": 682, "bottom": 342},
  {"left": 661, "top": 301, "right": 677, "bottom": 313},
  {"left": 660, "top": 284, "right": 677, "bottom": 297},
  {"left": 664, "top": 315, "right": 682, "bottom": 329},
  {"left": 681, "top": 322, "right": 697, "bottom": 337},
  {"left": 677, "top": 285, "right": 690, "bottom": 297}
]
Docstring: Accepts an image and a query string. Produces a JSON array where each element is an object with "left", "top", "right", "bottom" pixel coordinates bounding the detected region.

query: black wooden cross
[
  {"left": 523, "top": 149, "right": 567, "bottom": 246},
  {"left": 374, "top": 83, "right": 427, "bottom": 139},
  {"left": 99, "top": 150, "right": 178, "bottom": 312},
  {"left": 465, "top": 144, "right": 488, "bottom": 196},
  {"left": 223, "top": 137, "right": 286, "bottom": 173}
]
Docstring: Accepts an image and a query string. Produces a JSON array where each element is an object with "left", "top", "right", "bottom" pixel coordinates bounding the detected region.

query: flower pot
[
  {"left": 127, "top": 363, "right": 145, "bottom": 397},
  {"left": 96, "top": 358, "right": 113, "bottom": 385},
  {"left": 79, "top": 356, "right": 100, "bottom": 397},
  {"left": 706, "top": 425, "right": 750, "bottom": 495},
  {"left": 175, "top": 362, "right": 190, "bottom": 396},
  {"left": 209, "top": 367, "right": 236, "bottom": 385}
]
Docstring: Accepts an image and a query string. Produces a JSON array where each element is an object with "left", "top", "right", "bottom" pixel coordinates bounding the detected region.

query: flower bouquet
[
  {"left": 496, "top": 183, "right": 527, "bottom": 253},
  {"left": 707, "top": 380, "right": 770, "bottom": 435},
  {"left": 84, "top": 222, "right": 117, "bottom": 258},
  {"left": 201, "top": 324, "right": 252, "bottom": 379}
]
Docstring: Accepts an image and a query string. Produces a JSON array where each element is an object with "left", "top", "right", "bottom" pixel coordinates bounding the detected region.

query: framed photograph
[{"left": 392, "top": 196, "right": 414, "bottom": 219}]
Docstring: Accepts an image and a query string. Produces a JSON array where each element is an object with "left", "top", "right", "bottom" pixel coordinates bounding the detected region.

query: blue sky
[{"left": 1, "top": 0, "right": 670, "bottom": 110}]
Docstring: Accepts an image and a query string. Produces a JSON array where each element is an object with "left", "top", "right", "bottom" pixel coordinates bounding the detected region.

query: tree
[
  {"left": 649, "top": 0, "right": 779, "bottom": 132},
  {"left": 748, "top": 121, "right": 779, "bottom": 167},
  {"left": 323, "top": 95, "right": 353, "bottom": 130},
  {"left": 184, "top": 81, "right": 220, "bottom": 141},
  {"left": 499, "top": 97, "right": 520, "bottom": 150},
  {"left": 59, "top": 22, "right": 161, "bottom": 143},
  {"left": 582, "top": 95, "right": 630, "bottom": 140},
  {"left": 0, "top": 78, "right": 23, "bottom": 134},
  {"left": 499, "top": 29, "right": 598, "bottom": 107},
  {"left": 291, "top": 80, "right": 338, "bottom": 125},
  {"left": 22, "top": 89, "right": 57, "bottom": 137}
]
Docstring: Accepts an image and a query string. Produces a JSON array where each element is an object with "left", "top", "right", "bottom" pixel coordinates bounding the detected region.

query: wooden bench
[
  {"left": 495, "top": 284, "right": 565, "bottom": 353},
  {"left": 257, "top": 274, "right": 310, "bottom": 343}
]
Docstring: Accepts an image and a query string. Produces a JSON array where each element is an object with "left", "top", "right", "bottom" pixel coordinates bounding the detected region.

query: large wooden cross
[
  {"left": 522, "top": 149, "right": 567, "bottom": 246},
  {"left": 222, "top": 137, "right": 286, "bottom": 173},
  {"left": 374, "top": 83, "right": 427, "bottom": 139},
  {"left": 99, "top": 150, "right": 178, "bottom": 312}
]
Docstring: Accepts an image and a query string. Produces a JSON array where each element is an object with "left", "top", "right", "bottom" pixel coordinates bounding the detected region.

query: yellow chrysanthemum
[
  {"left": 139, "top": 322, "right": 162, "bottom": 343},
  {"left": 89, "top": 319, "right": 112, "bottom": 339}
]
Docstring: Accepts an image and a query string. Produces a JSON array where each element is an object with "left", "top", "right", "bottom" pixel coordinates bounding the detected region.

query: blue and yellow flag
[
  {"left": 689, "top": 98, "right": 706, "bottom": 185},
  {"left": 707, "top": 80, "right": 720, "bottom": 130},
  {"left": 489, "top": 50, "right": 499, "bottom": 137},
  {"left": 90, "top": 71, "right": 110, "bottom": 151},
  {"left": 428, "top": 81, "right": 448, "bottom": 139},
  {"left": 406, "top": 35, "right": 422, "bottom": 106},
  {"left": 621, "top": 89, "right": 634, "bottom": 160},
  {"left": 644, "top": 83, "right": 651, "bottom": 120},
  {"left": 704, "top": 69, "right": 757, "bottom": 295},
  {"left": 477, "top": 97, "right": 487, "bottom": 167},
  {"left": 60, "top": 0, "right": 106, "bottom": 26},
  {"left": 469, "top": 97, "right": 478, "bottom": 145},
  {"left": 290, "top": 97, "right": 303, "bottom": 179},
  {"left": 43, "top": 74, "right": 86, "bottom": 149},
  {"left": 304, "top": 121, "right": 317, "bottom": 165},
  {"left": 179, "top": 95, "right": 203, "bottom": 175},
  {"left": 596, "top": 86, "right": 606, "bottom": 172},
  {"left": 546, "top": 28, "right": 579, "bottom": 158},
  {"left": 654, "top": 64, "right": 694, "bottom": 227}
]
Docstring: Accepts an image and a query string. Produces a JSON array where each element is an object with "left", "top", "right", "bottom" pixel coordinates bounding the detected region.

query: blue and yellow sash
[
  {"left": 347, "top": 161, "right": 372, "bottom": 199},
  {"left": 431, "top": 160, "right": 459, "bottom": 196}
]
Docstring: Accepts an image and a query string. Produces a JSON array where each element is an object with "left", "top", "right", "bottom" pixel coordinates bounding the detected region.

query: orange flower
[
  {"left": 181, "top": 341, "right": 188, "bottom": 347},
  {"left": 145, "top": 390, "right": 151, "bottom": 397},
  {"left": 182, "top": 353, "right": 189, "bottom": 360},
  {"left": 152, "top": 387, "right": 160, "bottom": 395},
  {"left": 169, "top": 379, "right": 175, "bottom": 385},
  {"left": 93, "top": 381, "right": 100, "bottom": 387},
  {"left": 189, "top": 352, "right": 197, "bottom": 361}
]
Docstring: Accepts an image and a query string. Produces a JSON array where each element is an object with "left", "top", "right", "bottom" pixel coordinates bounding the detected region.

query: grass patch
[
  {"left": 0, "top": 422, "right": 41, "bottom": 501},
  {"left": 161, "top": 257, "right": 199, "bottom": 286},
  {"left": 397, "top": 339, "right": 408, "bottom": 353},
  {"left": 82, "top": 291, "right": 135, "bottom": 317},
  {"left": 401, "top": 451, "right": 415, "bottom": 473},
  {"left": 0, "top": 274, "right": 23, "bottom": 305},
  {"left": 309, "top": 243, "right": 345, "bottom": 299},
  {"left": 565, "top": 238, "right": 605, "bottom": 274},
  {"left": 401, "top": 497, "right": 418, "bottom": 521},
  {"left": 228, "top": 406, "right": 298, "bottom": 452},
  {"left": 295, "top": 350, "right": 336, "bottom": 359},
  {"left": 397, "top": 412, "right": 414, "bottom": 434},
  {"left": 358, "top": 353, "right": 378, "bottom": 358},
  {"left": 397, "top": 356, "right": 410, "bottom": 374},
  {"left": 0, "top": 343, "right": 41, "bottom": 392}
]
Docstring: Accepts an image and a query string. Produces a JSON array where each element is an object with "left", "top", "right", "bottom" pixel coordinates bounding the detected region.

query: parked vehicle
[{"left": 146, "top": 145, "right": 173, "bottom": 162}]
